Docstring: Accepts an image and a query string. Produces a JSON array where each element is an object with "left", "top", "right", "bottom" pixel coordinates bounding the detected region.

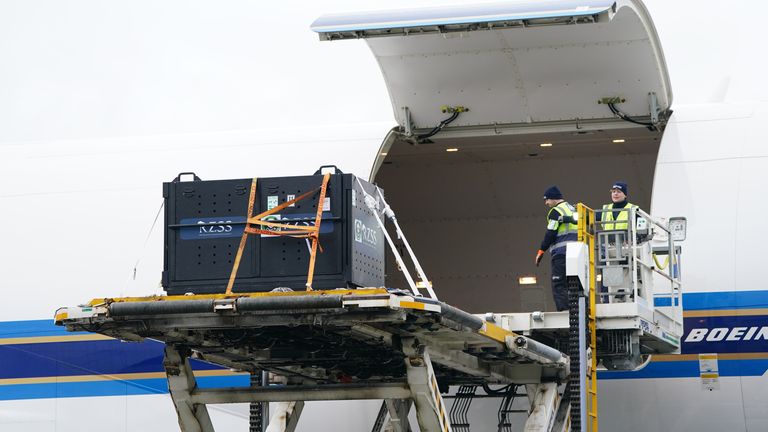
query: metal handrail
[{"left": 592, "top": 206, "right": 683, "bottom": 308}]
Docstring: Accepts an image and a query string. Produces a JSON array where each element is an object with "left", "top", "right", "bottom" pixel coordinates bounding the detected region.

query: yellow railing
[{"left": 577, "top": 203, "right": 598, "bottom": 432}]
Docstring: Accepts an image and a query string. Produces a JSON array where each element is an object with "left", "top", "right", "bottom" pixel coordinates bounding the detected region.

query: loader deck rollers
[{"left": 56, "top": 288, "right": 572, "bottom": 432}]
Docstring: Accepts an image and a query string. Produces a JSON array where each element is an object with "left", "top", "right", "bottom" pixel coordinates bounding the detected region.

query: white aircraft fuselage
[{"left": 0, "top": 0, "right": 766, "bottom": 431}]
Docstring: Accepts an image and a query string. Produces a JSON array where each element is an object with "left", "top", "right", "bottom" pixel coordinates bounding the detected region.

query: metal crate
[{"left": 162, "top": 170, "right": 385, "bottom": 294}]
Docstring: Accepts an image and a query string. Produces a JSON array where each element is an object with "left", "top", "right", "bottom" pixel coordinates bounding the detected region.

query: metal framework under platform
[
  {"left": 492, "top": 302, "right": 681, "bottom": 368},
  {"left": 56, "top": 288, "right": 570, "bottom": 432}
]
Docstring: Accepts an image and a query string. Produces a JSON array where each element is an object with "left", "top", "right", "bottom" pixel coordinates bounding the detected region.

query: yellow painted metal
[
  {"left": 77, "top": 288, "right": 520, "bottom": 349},
  {"left": 577, "top": 203, "right": 599, "bottom": 432},
  {"left": 86, "top": 288, "right": 390, "bottom": 307},
  {"left": 479, "top": 322, "right": 518, "bottom": 344},
  {"left": 399, "top": 300, "right": 427, "bottom": 310}
]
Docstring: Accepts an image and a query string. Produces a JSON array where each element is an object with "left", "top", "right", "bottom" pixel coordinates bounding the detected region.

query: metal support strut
[
  {"left": 163, "top": 346, "right": 215, "bottom": 432},
  {"left": 524, "top": 383, "right": 562, "bottom": 432},
  {"left": 266, "top": 401, "right": 304, "bottom": 432},
  {"left": 402, "top": 337, "right": 453, "bottom": 432},
  {"left": 372, "top": 399, "right": 412, "bottom": 432}
]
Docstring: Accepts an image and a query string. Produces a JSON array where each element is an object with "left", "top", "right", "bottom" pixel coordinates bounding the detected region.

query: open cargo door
[
  {"left": 312, "top": 1, "right": 672, "bottom": 313},
  {"left": 312, "top": 0, "right": 672, "bottom": 137}
]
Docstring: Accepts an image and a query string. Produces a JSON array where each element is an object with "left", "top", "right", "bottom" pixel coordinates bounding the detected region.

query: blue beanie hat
[
  {"left": 543, "top": 185, "right": 563, "bottom": 200},
  {"left": 611, "top": 181, "right": 628, "bottom": 195}
]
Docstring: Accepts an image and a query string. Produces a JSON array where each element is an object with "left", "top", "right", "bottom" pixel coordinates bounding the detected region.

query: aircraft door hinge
[
  {"left": 649, "top": 92, "right": 660, "bottom": 126},
  {"left": 402, "top": 106, "right": 414, "bottom": 137}
]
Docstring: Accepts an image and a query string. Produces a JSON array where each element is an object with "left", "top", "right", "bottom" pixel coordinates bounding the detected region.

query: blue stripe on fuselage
[
  {"left": 0, "top": 320, "right": 90, "bottom": 338},
  {"left": 600, "top": 357, "right": 768, "bottom": 380},
  {"left": 3, "top": 290, "right": 768, "bottom": 395},
  {"left": 654, "top": 290, "right": 768, "bottom": 310},
  {"left": 0, "top": 339, "right": 220, "bottom": 380},
  {"left": 0, "top": 375, "right": 249, "bottom": 401}
]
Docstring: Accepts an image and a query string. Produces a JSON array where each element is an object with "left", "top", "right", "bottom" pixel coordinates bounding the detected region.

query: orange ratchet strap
[
  {"left": 225, "top": 173, "right": 331, "bottom": 294},
  {"left": 305, "top": 173, "right": 331, "bottom": 291},
  {"left": 226, "top": 178, "right": 257, "bottom": 295}
]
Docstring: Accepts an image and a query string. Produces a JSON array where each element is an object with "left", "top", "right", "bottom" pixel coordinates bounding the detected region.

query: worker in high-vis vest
[
  {"left": 601, "top": 182, "right": 638, "bottom": 230},
  {"left": 535, "top": 186, "right": 578, "bottom": 311}
]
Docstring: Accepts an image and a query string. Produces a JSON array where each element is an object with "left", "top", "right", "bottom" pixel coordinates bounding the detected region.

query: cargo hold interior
[{"left": 374, "top": 125, "right": 662, "bottom": 313}]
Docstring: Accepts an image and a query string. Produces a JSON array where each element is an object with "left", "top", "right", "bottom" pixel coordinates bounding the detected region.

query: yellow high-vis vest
[
  {"left": 601, "top": 202, "right": 638, "bottom": 230},
  {"left": 547, "top": 201, "right": 578, "bottom": 254}
]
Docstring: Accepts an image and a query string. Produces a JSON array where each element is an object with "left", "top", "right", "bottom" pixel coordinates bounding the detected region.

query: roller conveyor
[
  {"left": 55, "top": 288, "right": 568, "bottom": 385},
  {"left": 55, "top": 288, "right": 570, "bottom": 432}
]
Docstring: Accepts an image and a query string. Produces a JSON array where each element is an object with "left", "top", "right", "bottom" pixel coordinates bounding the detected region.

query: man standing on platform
[{"left": 535, "top": 186, "right": 578, "bottom": 311}]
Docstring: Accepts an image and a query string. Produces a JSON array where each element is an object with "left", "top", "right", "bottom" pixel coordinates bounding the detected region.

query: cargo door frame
[{"left": 312, "top": 0, "right": 673, "bottom": 181}]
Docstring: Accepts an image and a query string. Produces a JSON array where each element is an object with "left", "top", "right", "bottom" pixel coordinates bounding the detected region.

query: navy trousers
[{"left": 551, "top": 254, "right": 569, "bottom": 311}]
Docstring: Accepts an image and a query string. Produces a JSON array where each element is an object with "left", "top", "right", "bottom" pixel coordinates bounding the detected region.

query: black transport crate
[{"left": 162, "top": 170, "right": 385, "bottom": 294}]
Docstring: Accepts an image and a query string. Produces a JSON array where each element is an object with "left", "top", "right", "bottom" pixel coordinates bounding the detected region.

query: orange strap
[
  {"left": 305, "top": 173, "right": 331, "bottom": 291},
  {"left": 248, "top": 220, "right": 315, "bottom": 231},
  {"left": 245, "top": 227, "right": 313, "bottom": 238},
  {"left": 226, "top": 177, "right": 258, "bottom": 294},
  {"left": 247, "top": 188, "right": 320, "bottom": 225},
  {"left": 225, "top": 174, "right": 332, "bottom": 293}
]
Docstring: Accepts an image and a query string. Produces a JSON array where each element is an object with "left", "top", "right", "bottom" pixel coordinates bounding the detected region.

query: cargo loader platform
[
  {"left": 489, "top": 301, "right": 682, "bottom": 371},
  {"left": 56, "top": 288, "right": 571, "bottom": 432}
]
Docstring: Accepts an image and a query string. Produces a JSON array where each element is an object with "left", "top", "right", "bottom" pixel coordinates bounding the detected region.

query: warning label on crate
[
  {"left": 267, "top": 195, "right": 278, "bottom": 210},
  {"left": 259, "top": 214, "right": 281, "bottom": 237}
]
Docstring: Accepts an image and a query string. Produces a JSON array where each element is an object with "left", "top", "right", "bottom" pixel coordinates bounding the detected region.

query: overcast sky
[{"left": 0, "top": 0, "right": 766, "bottom": 145}]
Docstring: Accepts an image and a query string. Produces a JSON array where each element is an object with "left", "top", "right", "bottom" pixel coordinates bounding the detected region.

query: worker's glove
[
  {"left": 535, "top": 249, "right": 545, "bottom": 267},
  {"left": 558, "top": 214, "right": 576, "bottom": 225}
]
